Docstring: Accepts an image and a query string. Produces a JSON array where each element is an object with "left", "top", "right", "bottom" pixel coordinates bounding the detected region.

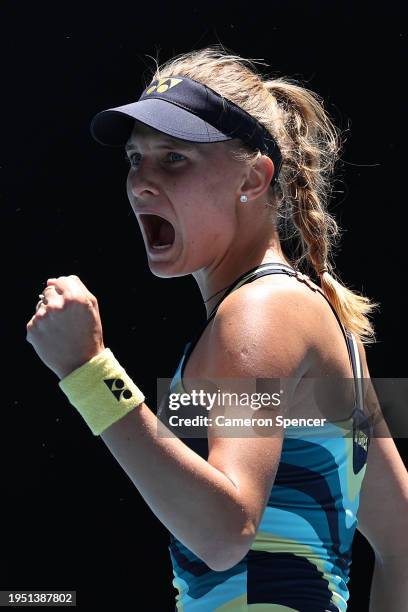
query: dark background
[{"left": 2, "top": 1, "right": 406, "bottom": 610}]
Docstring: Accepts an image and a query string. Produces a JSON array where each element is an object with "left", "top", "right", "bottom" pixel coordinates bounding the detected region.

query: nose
[{"left": 127, "top": 161, "right": 161, "bottom": 200}]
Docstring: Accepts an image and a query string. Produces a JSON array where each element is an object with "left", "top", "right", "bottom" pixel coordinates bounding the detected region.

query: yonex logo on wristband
[
  {"left": 104, "top": 378, "right": 133, "bottom": 401},
  {"left": 58, "top": 348, "right": 145, "bottom": 436}
]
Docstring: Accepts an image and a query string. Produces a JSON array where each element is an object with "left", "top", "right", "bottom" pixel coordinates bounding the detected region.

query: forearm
[
  {"left": 369, "top": 554, "right": 408, "bottom": 612},
  {"left": 100, "top": 401, "right": 252, "bottom": 570}
]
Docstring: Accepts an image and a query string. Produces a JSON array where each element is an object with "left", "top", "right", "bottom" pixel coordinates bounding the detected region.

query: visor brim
[{"left": 90, "top": 98, "right": 232, "bottom": 147}]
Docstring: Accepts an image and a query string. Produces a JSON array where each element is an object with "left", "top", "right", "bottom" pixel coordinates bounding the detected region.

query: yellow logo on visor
[{"left": 145, "top": 77, "right": 183, "bottom": 95}]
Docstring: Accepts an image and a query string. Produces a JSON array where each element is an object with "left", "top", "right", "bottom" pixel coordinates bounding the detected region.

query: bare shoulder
[
  {"left": 205, "top": 274, "right": 314, "bottom": 377},
  {"left": 354, "top": 337, "right": 408, "bottom": 558},
  {"left": 204, "top": 272, "right": 350, "bottom": 380}
]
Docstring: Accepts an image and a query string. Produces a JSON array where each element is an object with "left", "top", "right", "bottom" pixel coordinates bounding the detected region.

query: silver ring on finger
[{"left": 36, "top": 299, "right": 45, "bottom": 312}]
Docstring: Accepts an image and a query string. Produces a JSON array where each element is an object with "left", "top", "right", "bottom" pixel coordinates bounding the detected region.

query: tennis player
[{"left": 27, "top": 45, "right": 408, "bottom": 611}]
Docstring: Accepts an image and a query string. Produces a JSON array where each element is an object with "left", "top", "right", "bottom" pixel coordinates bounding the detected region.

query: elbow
[
  {"left": 204, "top": 522, "right": 257, "bottom": 572},
  {"left": 206, "top": 553, "right": 246, "bottom": 572}
]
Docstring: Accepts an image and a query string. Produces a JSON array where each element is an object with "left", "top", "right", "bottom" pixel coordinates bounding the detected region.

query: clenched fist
[{"left": 26, "top": 275, "right": 105, "bottom": 380}]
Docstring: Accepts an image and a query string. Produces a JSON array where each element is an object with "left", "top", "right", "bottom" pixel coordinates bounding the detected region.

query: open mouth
[{"left": 139, "top": 214, "right": 176, "bottom": 249}]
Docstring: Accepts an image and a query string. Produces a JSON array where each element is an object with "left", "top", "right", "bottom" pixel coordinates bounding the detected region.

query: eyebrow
[{"left": 125, "top": 138, "right": 196, "bottom": 153}]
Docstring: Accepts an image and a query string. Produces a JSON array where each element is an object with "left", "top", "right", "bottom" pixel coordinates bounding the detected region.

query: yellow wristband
[{"left": 58, "top": 348, "right": 145, "bottom": 436}]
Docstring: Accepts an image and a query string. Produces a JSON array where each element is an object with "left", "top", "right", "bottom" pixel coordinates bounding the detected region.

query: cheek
[
  {"left": 178, "top": 174, "right": 236, "bottom": 238},
  {"left": 183, "top": 207, "right": 234, "bottom": 250}
]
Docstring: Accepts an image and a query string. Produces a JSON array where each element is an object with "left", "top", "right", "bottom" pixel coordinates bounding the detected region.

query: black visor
[{"left": 90, "top": 75, "right": 282, "bottom": 185}]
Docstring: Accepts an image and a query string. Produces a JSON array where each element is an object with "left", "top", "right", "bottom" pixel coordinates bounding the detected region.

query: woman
[{"left": 26, "top": 46, "right": 408, "bottom": 611}]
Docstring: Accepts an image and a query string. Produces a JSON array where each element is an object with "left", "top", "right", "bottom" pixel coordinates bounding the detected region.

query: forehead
[
  {"left": 125, "top": 122, "right": 197, "bottom": 151},
  {"left": 124, "top": 122, "right": 237, "bottom": 161}
]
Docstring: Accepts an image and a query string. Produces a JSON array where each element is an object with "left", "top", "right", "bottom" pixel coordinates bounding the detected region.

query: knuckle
[{"left": 66, "top": 296, "right": 85, "bottom": 308}]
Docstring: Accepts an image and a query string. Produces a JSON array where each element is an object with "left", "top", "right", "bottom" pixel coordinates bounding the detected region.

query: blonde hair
[{"left": 144, "top": 44, "right": 379, "bottom": 344}]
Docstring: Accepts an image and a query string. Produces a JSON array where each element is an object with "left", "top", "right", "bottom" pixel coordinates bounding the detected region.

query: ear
[{"left": 238, "top": 155, "right": 275, "bottom": 202}]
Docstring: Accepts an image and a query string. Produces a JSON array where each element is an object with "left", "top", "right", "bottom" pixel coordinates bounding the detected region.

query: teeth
[{"left": 152, "top": 243, "right": 172, "bottom": 250}]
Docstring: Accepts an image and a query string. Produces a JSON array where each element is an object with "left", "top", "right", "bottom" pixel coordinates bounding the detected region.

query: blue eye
[
  {"left": 167, "top": 152, "right": 185, "bottom": 163},
  {"left": 124, "top": 152, "right": 185, "bottom": 167}
]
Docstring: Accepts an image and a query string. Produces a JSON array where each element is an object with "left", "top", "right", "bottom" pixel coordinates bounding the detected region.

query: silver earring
[{"left": 240, "top": 194, "right": 248, "bottom": 203}]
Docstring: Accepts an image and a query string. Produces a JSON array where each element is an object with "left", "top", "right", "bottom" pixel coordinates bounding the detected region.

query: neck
[
  {"left": 192, "top": 199, "right": 294, "bottom": 319},
  {"left": 195, "top": 240, "right": 292, "bottom": 320}
]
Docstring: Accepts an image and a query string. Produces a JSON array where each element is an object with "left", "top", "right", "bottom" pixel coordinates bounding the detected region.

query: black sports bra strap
[{"left": 207, "top": 262, "right": 300, "bottom": 321}]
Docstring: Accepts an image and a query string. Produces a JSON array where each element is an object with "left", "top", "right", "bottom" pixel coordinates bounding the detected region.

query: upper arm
[
  {"left": 200, "top": 286, "right": 307, "bottom": 560},
  {"left": 355, "top": 337, "right": 408, "bottom": 559}
]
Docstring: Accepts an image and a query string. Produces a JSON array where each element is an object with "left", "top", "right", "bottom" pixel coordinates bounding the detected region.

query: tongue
[{"left": 152, "top": 218, "right": 175, "bottom": 247}]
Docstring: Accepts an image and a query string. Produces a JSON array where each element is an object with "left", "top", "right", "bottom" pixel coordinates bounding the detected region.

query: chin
[{"left": 145, "top": 249, "right": 202, "bottom": 280}]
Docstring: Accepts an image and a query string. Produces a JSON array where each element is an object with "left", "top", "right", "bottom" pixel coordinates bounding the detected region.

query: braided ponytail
[{"left": 264, "top": 78, "right": 378, "bottom": 344}]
